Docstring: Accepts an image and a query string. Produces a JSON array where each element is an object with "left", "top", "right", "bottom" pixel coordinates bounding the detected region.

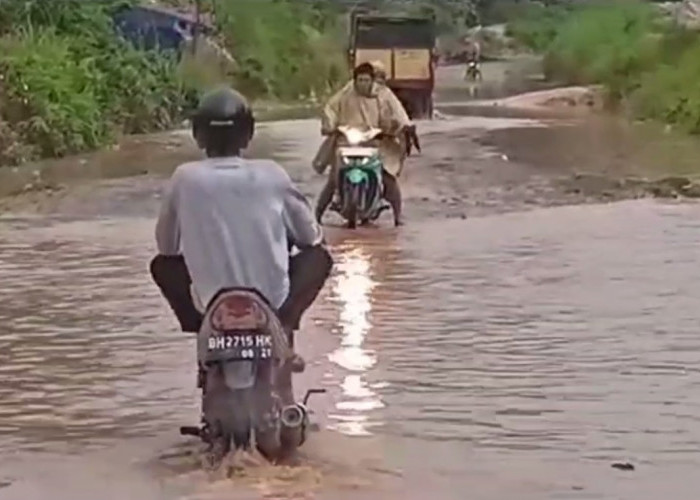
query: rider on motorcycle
[
  {"left": 325, "top": 60, "right": 420, "bottom": 158},
  {"left": 464, "top": 37, "right": 481, "bottom": 79},
  {"left": 150, "top": 87, "right": 333, "bottom": 381},
  {"left": 313, "top": 62, "right": 409, "bottom": 227}
]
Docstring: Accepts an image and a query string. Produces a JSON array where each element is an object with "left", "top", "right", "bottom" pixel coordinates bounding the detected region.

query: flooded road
[{"left": 2, "top": 62, "right": 700, "bottom": 499}]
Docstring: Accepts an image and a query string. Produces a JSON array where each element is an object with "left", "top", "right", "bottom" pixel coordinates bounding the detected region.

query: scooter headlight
[
  {"left": 344, "top": 129, "right": 365, "bottom": 145},
  {"left": 342, "top": 155, "right": 369, "bottom": 165}
]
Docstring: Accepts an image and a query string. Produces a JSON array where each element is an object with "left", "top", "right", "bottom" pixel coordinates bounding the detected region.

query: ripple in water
[
  {"left": 0, "top": 217, "right": 196, "bottom": 452},
  {"left": 4, "top": 199, "right": 700, "bottom": 500}
]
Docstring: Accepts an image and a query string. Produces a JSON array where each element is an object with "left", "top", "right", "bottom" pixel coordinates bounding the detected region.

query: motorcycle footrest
[{"left": 180, "top": 426, "right": 202, "bottom": 437}]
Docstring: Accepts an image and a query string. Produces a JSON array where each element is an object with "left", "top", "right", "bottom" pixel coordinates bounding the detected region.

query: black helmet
[{"left": 192, "top": 86, "right": 255, "bottom": 155}]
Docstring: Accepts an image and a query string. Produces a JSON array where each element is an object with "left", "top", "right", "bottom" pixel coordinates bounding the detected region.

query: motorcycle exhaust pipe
[
  {"left": 279, "top": 403, "right": 309, "bottom": 448},
  {"left": 280, "top": 403, "right": 307, "bottom": 429}
]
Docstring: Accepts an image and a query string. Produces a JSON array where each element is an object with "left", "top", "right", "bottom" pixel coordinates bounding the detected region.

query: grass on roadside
[
  {"left": 508, "top": 0, "right": 700, "bottom": 134},
  {"left": 0, "top": 0, "right": 349, "bottom": 166},
  {"left": 0, "top": 0, "right": 199, "bottom": 164},
  {"left": 214, "top": 0, "right": 348, "bottom": 101},
  {"left": 0, "top": 25, "right": 196, "bottom": 163}
]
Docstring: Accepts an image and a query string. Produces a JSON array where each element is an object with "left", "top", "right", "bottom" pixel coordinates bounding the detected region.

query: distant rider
[
  {"left": 464, "top": 37, "right": 481, "bottom": 79},
  {"left": 150, "top": 87, "right": 333, "bottom": 387}
]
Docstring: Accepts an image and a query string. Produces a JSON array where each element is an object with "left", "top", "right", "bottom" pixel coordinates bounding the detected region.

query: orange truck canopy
[{"left": 349, "top": 14, "right": 436, "bottom": 90}]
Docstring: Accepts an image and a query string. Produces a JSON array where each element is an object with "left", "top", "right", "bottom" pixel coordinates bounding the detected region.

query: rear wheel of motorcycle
[
  {"left": 255, "top": 428, "right": 281, "bottom": 461},
  {"left": 252, "top": 368, "right": 284, "bottom": 461},
  {"left": 203, "top": 422, "right": 230, "bottom": 470},
  {"left": 254, "top": 402, "right": 282, "bottom": 461},
  {"left": 228, "top": 389, "right": 254, "bottom": 450},
  {"left": 203, "top": 371, "right": 254, "bottom": 452}
]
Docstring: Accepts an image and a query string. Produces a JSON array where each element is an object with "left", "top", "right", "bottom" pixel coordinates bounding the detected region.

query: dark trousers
[{"left": 149, "top": 246, "right": 333, "bottom": 339}]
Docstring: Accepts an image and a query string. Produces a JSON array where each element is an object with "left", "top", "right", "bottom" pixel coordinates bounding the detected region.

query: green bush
[
  {"left": 543, "top": 1, "right": 659, "bottom": 98},
  {"left": 506, "top": 0, "right": 700, "bottom": 135},
  {"left": 0, "top": 0, "right": 348, "bottom": 165},
  {"left": 0, "top": 0, "right": 201, "bottom": 164},
  {"left": 632, "top": 38, "right": 700, "bottom": 133},
  {"left": 0, "top": 0, "right": 129, "bottom": 38},
  {"left": 215, "top": 0, "right": 347, "bottom": 100},
  {"left": 505, "top": 2, "right": 571, "bottom": 52},
  {"left": 0, "top": 28, "right": 111, "bottom": 159},
  {"left": 0, "top": 28, "right": 196, "bottom": 162}
]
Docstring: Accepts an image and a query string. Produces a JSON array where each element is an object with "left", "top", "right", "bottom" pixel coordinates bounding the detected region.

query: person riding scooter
[
  {"left": 313, "top": 63, "right": 409, "bottom": 227},
  {"left": 150, "top": 87, "right": 333, "bottom": 400},
  {"left": 318, "top": 60, "right": 420, "bottom": 158},
  {"left": 463, "top": 37, "right": 482, "bottom": 81}
]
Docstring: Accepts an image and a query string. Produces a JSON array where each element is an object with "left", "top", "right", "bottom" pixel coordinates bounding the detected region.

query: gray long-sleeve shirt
[{"left": 155, "top": 157, "right": 322, "bottom": 310}]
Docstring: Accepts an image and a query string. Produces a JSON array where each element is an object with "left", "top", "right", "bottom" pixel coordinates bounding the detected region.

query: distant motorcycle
[
  {"left": 331, "top": 126, "right": 390, "bottom": 229},
  {"left": 179, "top": 287, "right": 325, "bottom": 466},
  {"left": 465, "top": 60, "right": 482, "bottom": 82}
]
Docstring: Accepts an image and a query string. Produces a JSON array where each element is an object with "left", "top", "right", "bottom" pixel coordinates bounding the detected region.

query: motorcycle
[
  {"left": 179, "top": 287, "right": 325, "bottom": 466},
  {"left": 331, "top": 125, "right": 390, "bottom": 229}
]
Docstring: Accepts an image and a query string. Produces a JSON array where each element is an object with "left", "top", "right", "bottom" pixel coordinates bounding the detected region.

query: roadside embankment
[
  {"left": 0, "top": 0, "right": 346, "bottom": 168},
  {"left": 506, "top": 0, "right": 700, "bottom": 136}
]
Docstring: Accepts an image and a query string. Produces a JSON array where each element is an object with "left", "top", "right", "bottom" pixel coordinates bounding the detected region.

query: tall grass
[
  {"left": 0, "top": 0, "right": 348, "bottom": 165},
  {"left": 0, "top": 0, "right": 197, "bottom": 164},
  {"left": 632, "top": 30, "right": 700, "bottom": 133},
  {"left": 508, "top": 0, "right": 700, "bottom": 134},
  {"left": 505, "top": 1, "right": 573, "bottom": 52},
  {"left": 0, "top": 28, "right": 111, "bottom": 159},
  {"left": 215, "top": 0, "right": 347, "bottom": 100},
  {"left": 543, "top": 1, "right": 659, "bottom": 98}
]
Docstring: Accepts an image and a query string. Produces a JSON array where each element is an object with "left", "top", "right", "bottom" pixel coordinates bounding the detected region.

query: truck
[{"left": 348, "top": 13, "right": 437, "bottom": 120}]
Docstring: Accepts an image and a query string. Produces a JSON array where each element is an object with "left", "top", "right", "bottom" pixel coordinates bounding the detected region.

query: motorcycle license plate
[{"left": 207, "top": 332, "right": 273, "bottom": 359}]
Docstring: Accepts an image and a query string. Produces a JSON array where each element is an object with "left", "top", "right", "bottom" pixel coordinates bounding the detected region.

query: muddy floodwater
[{"left": 1, "top": 62, "right": 700, "bottom": 500}]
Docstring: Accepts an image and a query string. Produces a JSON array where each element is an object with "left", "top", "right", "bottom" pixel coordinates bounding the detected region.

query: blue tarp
[{"left": 113, "top": 5, "right": 210, "bottom": 55}]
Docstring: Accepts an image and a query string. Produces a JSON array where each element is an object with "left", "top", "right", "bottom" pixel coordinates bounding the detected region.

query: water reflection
[
  {"left": 0, "top": 218, "right": 196, "bottom": 453},
  {"left": 327, "top": 245, "right": 384, "bottom": 436}
]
